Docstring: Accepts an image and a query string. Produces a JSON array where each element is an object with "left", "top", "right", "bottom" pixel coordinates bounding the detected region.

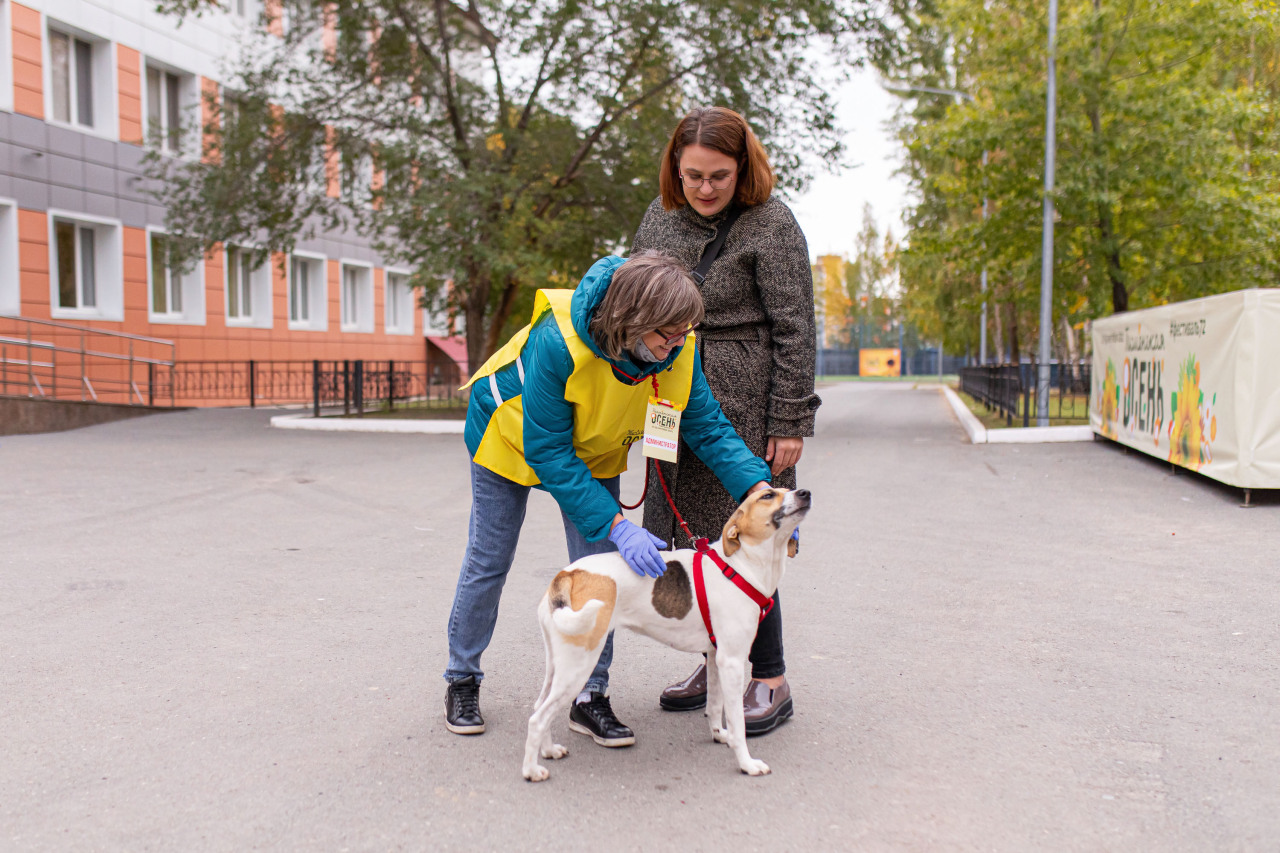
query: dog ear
[
  {"left": 787, "top": 536, "right": 799, "bottom": 559},
  {"left": 721, "top": 509, "right": 744, "bottom": 558}
]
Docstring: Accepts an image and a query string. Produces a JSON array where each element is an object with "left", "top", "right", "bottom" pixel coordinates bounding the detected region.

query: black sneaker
[
  {"left": 444, "top": 675, "right": 485, "bottom": 735},
  {"left": 568, "top": 693, "right": 635, "bottom": 747}
]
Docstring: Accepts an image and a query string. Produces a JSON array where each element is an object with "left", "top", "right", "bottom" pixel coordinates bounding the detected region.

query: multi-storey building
[{"left": 0, "top": 0, "right": 463, "bottom": 406}]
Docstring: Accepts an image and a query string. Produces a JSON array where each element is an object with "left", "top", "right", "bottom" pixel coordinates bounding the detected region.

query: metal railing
[
  {"left": 959, "top": 361, "right": 1091, "bottom": 426},
  {"left": 0, "top": 316, "right": 176, "bottom": 406},
  {"left": 162, "top": 359, "right": 467, "bottom": 410}
]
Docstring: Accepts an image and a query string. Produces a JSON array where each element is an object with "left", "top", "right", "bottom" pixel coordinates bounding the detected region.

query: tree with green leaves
[
  {"left": 878, "top": 0, "right": 1280, "bottom": 362},
  {"left": 149, "top": 0, "right": 892, "bottom": 366}
]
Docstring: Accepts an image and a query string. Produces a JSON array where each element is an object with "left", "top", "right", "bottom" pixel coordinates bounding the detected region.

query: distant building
[{"left": 0, "top": 0, "right": 467, "bottom": 404}]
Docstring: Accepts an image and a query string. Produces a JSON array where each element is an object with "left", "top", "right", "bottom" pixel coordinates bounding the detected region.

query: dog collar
[{"left": 692, "top": 537, "right": 775, "bottom": 649}]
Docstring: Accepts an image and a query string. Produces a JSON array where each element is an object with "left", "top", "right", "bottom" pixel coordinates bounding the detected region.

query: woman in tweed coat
[{"left": 634, "top": 107, "right": 821, "bottom": 735}]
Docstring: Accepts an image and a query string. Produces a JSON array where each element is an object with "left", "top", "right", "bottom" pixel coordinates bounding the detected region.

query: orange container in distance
[{"left": 859, "top": 348, "right": 901, "bottom": 378}]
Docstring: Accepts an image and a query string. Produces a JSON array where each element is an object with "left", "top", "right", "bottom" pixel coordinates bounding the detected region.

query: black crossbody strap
[{"left": 692, "top": 206, "right": 744, "bottom": 284}]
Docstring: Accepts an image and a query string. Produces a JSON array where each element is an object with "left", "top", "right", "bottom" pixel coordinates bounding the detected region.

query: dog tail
[{"left": 546, "top": 570, "right": 612, "bottom": 637}]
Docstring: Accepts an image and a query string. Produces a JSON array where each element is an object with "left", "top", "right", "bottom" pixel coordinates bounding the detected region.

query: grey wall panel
[
  {"left": 82, "top": 162, "right": 116, "bottom": 196},
  {"left": 49, "top": 184, "right": 87, "bottom": 213},
  {"left": 10, "top": 149, "right": 50, "bottom": 183},
  {"left": 114, "top": 144, "right": 147, "bottom": 172},
  {"left": 0, "top": 122, "right": 394, "bottom": 269},
  {"left": 83, "top": 191, "right": 117, "bottom": 220},
  {"left": 47, "top": 153, "right": 86, "bottom": 190},
  {"left": 46, "top": 125, "right": 84, "bottom": 159},
  {"left": 116, "top": 173, "right": 150, "bottom": 203},
  {"left": 83, "top": 136, "right": 116, "bottom": 168},
  {"left": 10, "top": 176, "right": 49, "bottom": 211},
  {"left": 9, "top": 115, "right": 48, "bottom": 149},
  {"left": 118, "top": 198, "right": 150, "bottom": 228}
]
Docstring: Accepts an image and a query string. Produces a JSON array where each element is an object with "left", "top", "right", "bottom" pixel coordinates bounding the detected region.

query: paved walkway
[{"left": 2, "top": 384, "right": 1276, "bottom": 851}]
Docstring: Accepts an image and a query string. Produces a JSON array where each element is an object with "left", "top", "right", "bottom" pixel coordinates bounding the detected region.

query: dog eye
[{"left": 760, "top": 491, "right": 775, "bottom": 500}]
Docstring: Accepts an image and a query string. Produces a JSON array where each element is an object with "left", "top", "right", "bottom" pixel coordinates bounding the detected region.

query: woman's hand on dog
[{"left": 608, "top": 518, "right": 668, "bottom": 578}]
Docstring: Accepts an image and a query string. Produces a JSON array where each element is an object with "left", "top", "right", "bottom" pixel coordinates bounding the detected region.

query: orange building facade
[{"left": 0, "top": 0, "right": 439, "bottom": 405}]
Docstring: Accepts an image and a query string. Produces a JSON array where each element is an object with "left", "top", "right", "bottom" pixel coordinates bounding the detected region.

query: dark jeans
[{"left": 749, "top": 592, "right": 785, "bottom": 680}]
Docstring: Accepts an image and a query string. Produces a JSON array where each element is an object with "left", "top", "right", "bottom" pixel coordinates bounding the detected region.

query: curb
[
  {"left": 939, "top": 386, "right": 1094, "bottom": 445},
  {"left": 270, "top": 412, "right": 466, "bottom": 434}
]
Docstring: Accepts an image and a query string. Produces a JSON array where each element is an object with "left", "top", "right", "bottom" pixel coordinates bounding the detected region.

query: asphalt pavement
[{"left": 2, "top": 383, "right": 1277, "bottom": 852}]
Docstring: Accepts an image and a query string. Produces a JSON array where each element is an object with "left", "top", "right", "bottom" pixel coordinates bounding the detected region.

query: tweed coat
[{"left": 633, "top": 195, "right": 821, "bottom": 547}]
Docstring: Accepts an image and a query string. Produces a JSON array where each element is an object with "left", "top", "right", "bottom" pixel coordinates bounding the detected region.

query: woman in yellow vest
[{"left": 444, "top": 251, "right": 771, "bottom": 747}]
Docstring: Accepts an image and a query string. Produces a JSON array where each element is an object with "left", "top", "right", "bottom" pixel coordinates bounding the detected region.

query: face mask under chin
[{"left": 631, "top": 338, "right": 662, "bottom": 363}]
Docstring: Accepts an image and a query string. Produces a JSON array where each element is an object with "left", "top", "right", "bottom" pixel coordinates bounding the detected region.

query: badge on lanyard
[{"left": 642, "top": 396, "right": 683, "bottom": 462}]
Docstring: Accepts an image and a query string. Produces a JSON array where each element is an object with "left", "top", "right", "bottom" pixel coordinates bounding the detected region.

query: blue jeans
[{"left": 444, "top": 460, "right": 619, "bottom": 695}]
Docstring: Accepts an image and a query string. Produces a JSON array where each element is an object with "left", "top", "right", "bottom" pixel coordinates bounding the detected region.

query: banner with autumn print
[{"left": 1090, "top": 289, "right": 1280, "bottom": 489}]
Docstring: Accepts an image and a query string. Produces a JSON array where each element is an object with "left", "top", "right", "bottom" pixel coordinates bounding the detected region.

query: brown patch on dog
[
  {"left": 548, "top": 569, "right": 617, "bottom": 649},
  {"left": 651, "top": 560, "right": 692, "bottom": 619}
]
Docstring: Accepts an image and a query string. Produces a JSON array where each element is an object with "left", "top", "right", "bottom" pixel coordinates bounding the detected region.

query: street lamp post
[
  {"left": 1036, "top": 0, "right": 1060, "bottom": 425},
  {"left": 883, "top": 83, "right": 988, "bottom": 366}
]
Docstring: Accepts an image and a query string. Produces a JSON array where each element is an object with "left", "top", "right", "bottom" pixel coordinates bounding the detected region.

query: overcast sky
[{"left": 786, "top": 64, "right": 912, "bottom": 263}]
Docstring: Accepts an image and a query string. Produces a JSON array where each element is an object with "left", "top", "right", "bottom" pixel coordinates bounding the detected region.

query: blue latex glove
[{"left": 608, "top": 519, "right": 668, "bottom": 578}]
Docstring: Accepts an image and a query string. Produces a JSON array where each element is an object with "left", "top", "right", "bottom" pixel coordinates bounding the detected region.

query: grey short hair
[{"left": 589, "top": 251, "right": 704, "bottom": 360}]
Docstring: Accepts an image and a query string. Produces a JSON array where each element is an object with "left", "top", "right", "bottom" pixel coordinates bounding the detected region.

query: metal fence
[
  {"left": 163, "top": 359, "right": 467, "bottom": 411},
  {"left": 959, "top": 361, "right": 1092, "bottom": 426},
  {"left": 0, "top": 316, "right": 176, "bottom": 406}
]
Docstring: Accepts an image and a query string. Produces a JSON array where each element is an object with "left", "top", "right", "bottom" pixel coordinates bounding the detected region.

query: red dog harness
[{"left": 692, "top": 537, "right": 774, "bottom": 648}]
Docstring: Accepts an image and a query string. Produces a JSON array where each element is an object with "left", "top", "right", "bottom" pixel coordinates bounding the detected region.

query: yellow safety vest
[{"left": 464, "top": 289, "right": 696, "bottom": 486}]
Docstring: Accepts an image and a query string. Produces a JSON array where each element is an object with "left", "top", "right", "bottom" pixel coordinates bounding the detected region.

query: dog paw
[
  {"left": 711, "top": 727, "right": 729, "bottom": 744},
  {"left": 739, "top": 759, "right": 771, "bottom": 776},
  {"left": 541, "top": 743, "right": 568, "bottom": 760},
  {"left": 523, "top": 764, "right": 550, "bottom": 782}
]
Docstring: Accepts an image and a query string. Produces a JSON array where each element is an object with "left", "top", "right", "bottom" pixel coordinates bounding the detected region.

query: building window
[
  {"left": 148, "top": 231, "right": 205, "bottom": 324},
  {"left": 49, "top": 213, "right": 123, "bottom": 320},
  {"left": 340, "top": 262, "right": 373, "bottom": 332},
  {"left": 288, "top": 253, "right": 327, "bottom": 330},
  {"left": 146, "top": 64, "right": 192, "bottom": 155},
  {"left": 225, "top": 245, "right": 272, "bottom": 327},
  {"left": 290, "top": 257, "right": 309, "bottom": 322},
  {"left": 385, "top": 271, "right": 414, "bottom": 335},
  {"left": 49, "top": 30, "right": 95, "bottom": 128},
  {"left": 150, "top": 233, "right": 182, "bottom": 315},
  {"left": 55, "top": 220, "right": 97, "bottom": 309},
  {"left": 0, "top": 202, "right": 18, "bottom": 317},
  {"left": 227, "top": 246, "right": 254, "bottom": 320}
]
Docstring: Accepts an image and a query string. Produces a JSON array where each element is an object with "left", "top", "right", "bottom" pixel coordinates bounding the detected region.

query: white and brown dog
[{"left": 522, "top": 487, "right": 811, "bottom": 781}]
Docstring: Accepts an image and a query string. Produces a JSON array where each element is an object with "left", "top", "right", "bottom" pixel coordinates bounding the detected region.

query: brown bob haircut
[
  {"left": 658, "top": 107, "right": 775, "bottom": 211},
  {"left": 589, "top": 251, "right": 704, "bottom": 361}
]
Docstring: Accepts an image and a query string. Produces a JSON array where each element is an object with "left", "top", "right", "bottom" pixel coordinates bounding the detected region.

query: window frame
[
  {"left": 224, "top": 244, "right": 273, "bottom": 329},
  {"left": 0, "top": 4, "right": 14, "bottom": 115},
  {"left": 146, "top": 227, "right": 206, "bottom": 325},
  {"left": 44, "top": 21, "right": 115, "bottom": 139},
  {"left": 0, "top": 200, "right": 18, "bottom": 317},
  {"left": 383, "top": 267, "right": 415, "bottom": 336},
  {"left": 47, "top": 210, "right": 123, "bottom": 321},
  {"left": 287, "top": 251, "right": 328, "bottom": 331},
  {"left": 144, "top": 60, "right": 197, "bottom": 158},
  {"left": 338, "top": 260, "right": 374, "bottom": 333}
]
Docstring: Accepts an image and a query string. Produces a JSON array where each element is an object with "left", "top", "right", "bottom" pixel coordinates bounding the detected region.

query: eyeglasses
[
  {"left": 654, "top": 323, "right": 700, "bottom": 346},
  {"left": 679, "top": 172, "right": 735, "bottom": 190}
]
